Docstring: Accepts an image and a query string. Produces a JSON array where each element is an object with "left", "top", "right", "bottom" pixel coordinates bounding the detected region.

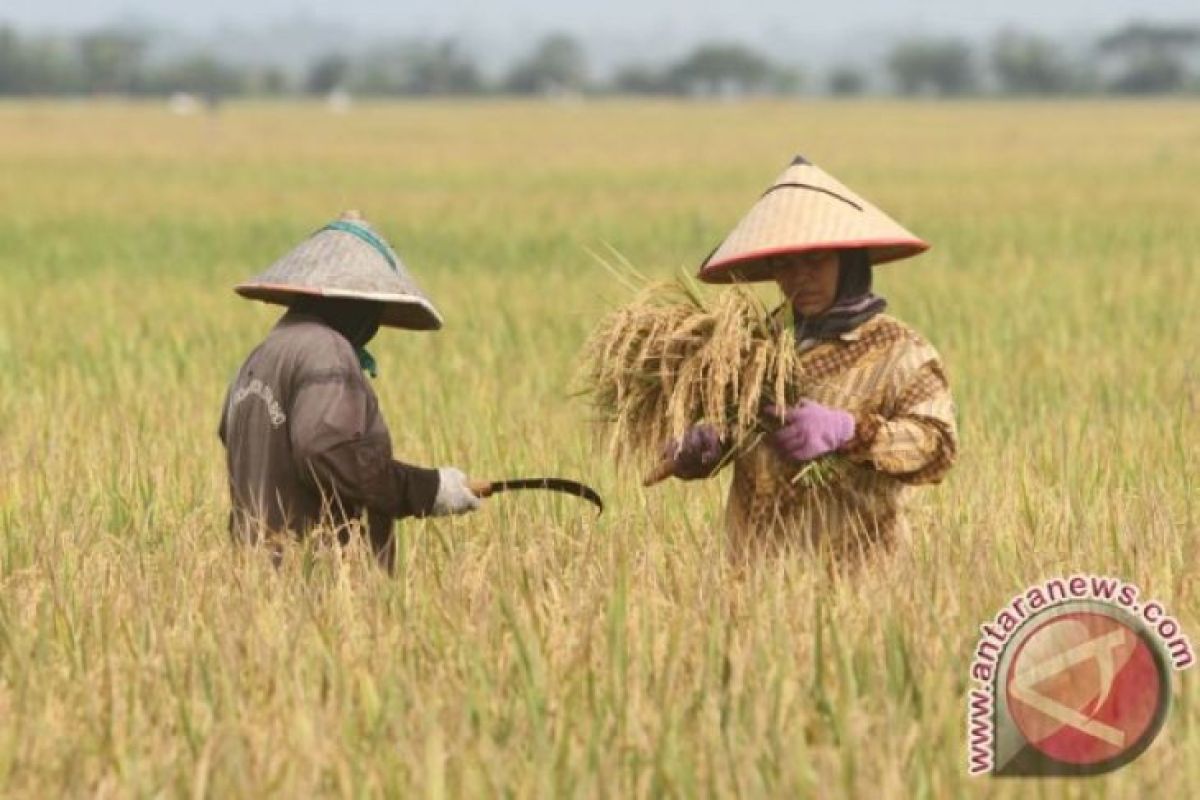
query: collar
[
  {"left": 797, "top": 324, "right": 865, "bottom": 352},
  {"left": 277, "top": 310, "right": 378, "bottom": 377}
]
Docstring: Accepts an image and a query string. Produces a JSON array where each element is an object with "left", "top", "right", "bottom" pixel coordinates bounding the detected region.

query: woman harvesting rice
[
  {"left": 220, "top": 210, "right": 482, "bottom": 571},
  {"left": 663, "top": 156, "right": 958, "bottom": 562}
]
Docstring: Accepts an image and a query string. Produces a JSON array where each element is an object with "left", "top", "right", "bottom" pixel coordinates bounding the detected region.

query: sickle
[{"left": 469, "top": 478, "right": 604, "bottom": 515}]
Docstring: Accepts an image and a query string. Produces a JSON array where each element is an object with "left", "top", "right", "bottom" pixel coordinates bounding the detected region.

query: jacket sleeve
[
  {"left": 287, "top": 369, "right": 440, "bottom": 519},
  {"left": 841, "top": 355, "right": 958, "bottom": 485}
]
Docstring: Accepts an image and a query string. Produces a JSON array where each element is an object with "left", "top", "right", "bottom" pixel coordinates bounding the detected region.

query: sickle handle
[
  {"left": 468, "top": 480, "right": 495, "bottom": 498},
  {"left": 642, "top": 458, "right": 676, "bottom": 487}
]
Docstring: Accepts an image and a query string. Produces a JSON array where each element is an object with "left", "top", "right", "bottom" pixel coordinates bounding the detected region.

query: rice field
[{"left": 0, "top": 99, "right": 1197, "bottom": 797}]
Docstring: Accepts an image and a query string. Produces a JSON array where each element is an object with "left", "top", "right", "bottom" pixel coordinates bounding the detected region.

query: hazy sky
[
  {"left": 4, "top": 0, "right": 1196, "bottom": 77},
  {"left": 4, "top": 0, "right": 1196, "bottom": 36}
]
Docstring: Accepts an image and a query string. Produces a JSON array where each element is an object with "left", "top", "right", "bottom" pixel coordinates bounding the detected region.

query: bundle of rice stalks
[{"left": 578, "top": 266, "right": 845, "bottom": 488}]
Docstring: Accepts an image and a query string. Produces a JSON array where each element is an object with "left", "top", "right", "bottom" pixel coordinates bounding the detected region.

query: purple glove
[
  {"left": 664, "top": 424, "right": 727, "bottom": 480},
  {"left": 764, "top": 401, "right": 855, "bottom": 463}
]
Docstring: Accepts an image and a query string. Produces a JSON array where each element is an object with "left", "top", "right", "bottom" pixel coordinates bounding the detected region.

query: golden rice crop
[
  {"left": 579, "top": 275, "right": 788, "bottom": 446},
  {"left": 578, "top": 268, "right": 853, "bottom": 487},
  {"left": 0, "top": 99, "right": 1196, "bottom": 799}
]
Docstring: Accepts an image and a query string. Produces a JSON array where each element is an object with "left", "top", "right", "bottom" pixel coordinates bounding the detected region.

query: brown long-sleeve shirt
[
  {"left": 724, "top": 313, "right": 957, "bottom": 561},
  {"left": 218, "top": 311, "right": 440, "bottom": 565}
]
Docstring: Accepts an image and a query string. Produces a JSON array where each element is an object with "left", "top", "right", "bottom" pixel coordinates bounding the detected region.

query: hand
[
  {"left": 664, "top": 423, "right": 727, "bottom": 480},
  {"left": 431, "top": 467, "right": 482, "bottom": 516},
  {"left": 764, "top": 401, "right": 855, "bottom": 463}
]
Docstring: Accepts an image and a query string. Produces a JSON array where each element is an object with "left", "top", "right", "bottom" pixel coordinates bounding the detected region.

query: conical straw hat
[
  {"left": 236, "top": 210, "right": 443, "bottom": 330},
  {"left": 698, "top": 156, "right": 929, "bottom": 284}
]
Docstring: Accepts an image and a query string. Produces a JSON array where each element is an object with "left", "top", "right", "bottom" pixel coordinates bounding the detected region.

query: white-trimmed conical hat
[
  {"left": 698, "top": 155, "right": 929, "bottom": 284},
  {"left": 236, "top": 210, "right": 443, "bottom": 331}
]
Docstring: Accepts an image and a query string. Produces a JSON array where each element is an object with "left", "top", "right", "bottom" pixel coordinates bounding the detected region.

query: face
[
  {"left": 768, "top": 250, "right": 840, "bottom": 316},
  {"left": 296, "top": 297, "right": 385, "bottom": 347}
]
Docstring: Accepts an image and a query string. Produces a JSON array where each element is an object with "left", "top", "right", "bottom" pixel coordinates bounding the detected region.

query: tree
[
  {"left": 1108, "top": 53, "right": 1187, "bottom": 94},
  {"left": 0, "top": 28, "right": 92, "bottom": 95},
  {"left": 769, "top": 66, "right": 805, "bottom": 95},
  {"left": 77, "top": 30, "right": 146, "bottom": 94},
  {"left": 19, "top": 37, "right": 79, "bottom": 94},
  {"left": 611, "top": 64, "right": 671, "bottom": 94},
  {"left": 1097, "top": 22, "right": 1200, "bottom": 95},
  {"left": 666, "top": 43, "right": 775, "bottom": 95},
  {"left": 257, "top": 66, "right": 290, "bottom": 96},
  {"left": 505, "top": 34, "right": 587, "bottom": 95},
  {"left": 152, "top": 55, "right": 244, "bottom": 98},
  {"left": 1098, "top": 22, "right": 1200, "bottom": 53},
  {"left": 404, "top": 40, "right": 483, "bottom": 95},
  {"left": 992, "top": 30, "right": 1074, "bottom": 94},
  {"left": 304, "top": 54, "right": 350, "bottom": 95},
  {"left": 355, "top": 39, "right": 483, "bottom": 96},
  {"left": 887, "top": 38, "right": 976, "bottom": 96},
  {"left": 827, "top": 66, "right": 866, "bottom": 96},
  {"left": 0, "top": 26, "right": 34, "bottom": 93}
]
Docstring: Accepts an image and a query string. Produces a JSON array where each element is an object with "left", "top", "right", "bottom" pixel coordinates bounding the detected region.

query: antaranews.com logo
[{"left": 966, "top": 574, "right": 1194, "bottom": 777}]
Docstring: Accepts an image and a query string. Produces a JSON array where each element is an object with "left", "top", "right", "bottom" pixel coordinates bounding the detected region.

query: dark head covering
[
  {"left": 835, "top": 248, "right": 872, "bottom": 300},
  {"left": 289, "top": 296, "right": 386, "bottom": 376},
  {"left": 791, "top": 248, "right": 887, "bottom": 343},
  {"left": 291, "top": 296, "right": 384, "bottom": 348}
]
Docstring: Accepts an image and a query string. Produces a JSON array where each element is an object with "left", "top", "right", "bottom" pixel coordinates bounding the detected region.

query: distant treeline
[{"left": 1, "top": 22, "right": 1198, "bottom": 99}]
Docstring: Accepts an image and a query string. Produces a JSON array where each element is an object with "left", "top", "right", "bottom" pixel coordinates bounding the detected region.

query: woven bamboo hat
[
  {"left": 698, "top": 155, "right": 929, "bottom": 284},
  {"left": 236, "top": 210, "right": 443, "bottom": 330}
]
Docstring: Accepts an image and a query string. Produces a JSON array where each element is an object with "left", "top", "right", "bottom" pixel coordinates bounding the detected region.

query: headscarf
[
  {"left": 290, "top": 296, "right": 385, "bottom": 377},
  {"left": 791, "top": 248, "right": 887, "bottom": 343}
]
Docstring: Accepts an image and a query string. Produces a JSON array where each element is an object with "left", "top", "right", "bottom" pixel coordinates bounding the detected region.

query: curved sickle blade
[{"left": 482, "top": 478, "right": 604, "bottom": 515}]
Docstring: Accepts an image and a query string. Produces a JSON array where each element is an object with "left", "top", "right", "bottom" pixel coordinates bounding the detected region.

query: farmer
[
  {"left": 665, "top": 156, "right": 957, "bottom": 562},
  {"left": 219, "top": 210, "right": 481, "bottom": 570}
]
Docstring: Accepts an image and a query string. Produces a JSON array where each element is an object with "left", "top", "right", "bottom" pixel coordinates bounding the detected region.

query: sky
[
  {"left": 2, "top": 0, "right": 1196, "bottom": 75},
  {"left": 4, "top": 0, "right": 1195, "bottom": 35}
]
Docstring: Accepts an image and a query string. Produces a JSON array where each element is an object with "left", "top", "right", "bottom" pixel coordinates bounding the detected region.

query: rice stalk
[{"left": 578, "top": 270, "right": 841, "bottom": 487}]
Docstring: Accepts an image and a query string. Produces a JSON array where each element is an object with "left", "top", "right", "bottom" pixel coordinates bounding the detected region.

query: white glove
[{"left": 431, "top": 467, "right": 482, "bottom": 516}]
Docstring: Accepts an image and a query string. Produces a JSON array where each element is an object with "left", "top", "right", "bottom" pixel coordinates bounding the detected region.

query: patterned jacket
[{"left": 724, "top": 313, "right": 957, "bottom": 561}]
